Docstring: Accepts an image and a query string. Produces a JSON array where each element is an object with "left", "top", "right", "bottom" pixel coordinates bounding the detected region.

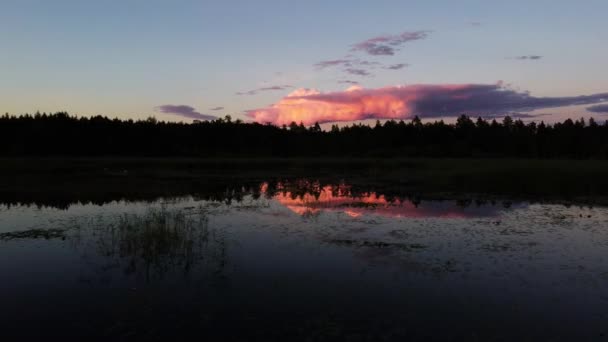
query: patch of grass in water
[
  {"left": 327, "top": 239, "right": 427, "bottom": 251},
  {"left": 91, "top": 207, "right": 227, "bottom": 280},
  {"left": 0, "top": 228, "right": 67, "bottom": 241}
]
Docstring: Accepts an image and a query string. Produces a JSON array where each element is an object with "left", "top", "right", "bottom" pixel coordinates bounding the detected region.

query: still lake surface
[{"left": 1, "top": 180, "right": 607, "bottom": 340}]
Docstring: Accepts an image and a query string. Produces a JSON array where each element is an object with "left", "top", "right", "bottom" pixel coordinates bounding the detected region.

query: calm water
[{"left": 1, "top": 181, "right": 607, "bottom": 341}]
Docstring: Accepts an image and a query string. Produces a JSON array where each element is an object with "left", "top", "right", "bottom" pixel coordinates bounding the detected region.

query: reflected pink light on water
[
  {"left": 261, "top": 183, "right": 498, "bottom": 218},
  {"left": 344, "top": 210, "right": 363, "bottom": 218}
]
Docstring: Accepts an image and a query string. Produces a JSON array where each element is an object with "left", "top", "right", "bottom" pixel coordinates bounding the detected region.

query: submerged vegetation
[
  {"left": 0, "top": 208, "right": 226, "bottom": 280},
  {"left": 0, "top": 228, "right": 67, "bottom": 241},
  {"left": 91, "top": 208, "right": 222, "bottom": 279},
  {"left": 1, "top": 112, "right": 608, "bottom": 158}
]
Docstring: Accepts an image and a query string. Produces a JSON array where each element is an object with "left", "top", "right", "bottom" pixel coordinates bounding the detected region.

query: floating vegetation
[
  {"left": 327, "top": 239, "right": 427, "bottom": 251},
  {"left": 0, "top": 228, "right": 67, "bottom": 241},
  {"left": 0, "top": 206, "right": 229, "bottom": 281},
  {"left": 481, "top": 241, "right": 539, "bottom": 252}
]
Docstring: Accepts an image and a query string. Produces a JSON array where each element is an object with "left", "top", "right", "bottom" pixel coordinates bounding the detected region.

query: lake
[{"left": 1, "top": 179, "right": 607, "bottom": 341}]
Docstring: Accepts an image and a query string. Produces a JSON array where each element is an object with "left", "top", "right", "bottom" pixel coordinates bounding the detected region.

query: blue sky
[{"left": 1, "top": 0, "right": 607, "bottom": 124}]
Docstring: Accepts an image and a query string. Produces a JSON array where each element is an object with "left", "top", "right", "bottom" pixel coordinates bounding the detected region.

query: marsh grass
[
  {"left": 0, "top": 228, "right": 67, "bottom": 241},
  {"left": 327, "top": 239, "right": 428, "bottom": 251},
  {"left": 82, "top": 207, "right": 227, "bottom": 280}
]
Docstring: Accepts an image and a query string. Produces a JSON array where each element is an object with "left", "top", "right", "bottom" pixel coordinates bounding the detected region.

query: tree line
[{"left": 1, "top": 111, "right": 607, "bottom": 158}]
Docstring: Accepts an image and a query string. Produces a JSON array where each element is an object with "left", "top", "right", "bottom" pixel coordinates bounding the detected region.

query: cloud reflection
[{"left": 262, "top": 182, "right": 505, "bottom": 218}]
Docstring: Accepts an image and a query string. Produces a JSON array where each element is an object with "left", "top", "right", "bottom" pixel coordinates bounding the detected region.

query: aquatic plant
[
  {"left": 0, "top": 228, "right": 67, "bottom": 241},
  {"left": 91, "top": 207, "right": 226, "bottom": 280}
]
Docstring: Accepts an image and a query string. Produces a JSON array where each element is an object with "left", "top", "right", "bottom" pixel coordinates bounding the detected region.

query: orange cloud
[
  {"left": 246, "top": 84, "right": 608, "bottom": 125},
  {"left": 247, "top": 86, "right": 408, "bottom": 125}
]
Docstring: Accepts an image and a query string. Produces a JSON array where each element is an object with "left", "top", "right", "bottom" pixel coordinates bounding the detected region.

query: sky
[{"left": 1, "top": 0, "right": 607, "bottom": 125}]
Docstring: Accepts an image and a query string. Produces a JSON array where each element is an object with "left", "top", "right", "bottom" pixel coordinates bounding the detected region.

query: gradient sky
[{"left": 1, "top": 0, "right": 607, "bottom": 124}]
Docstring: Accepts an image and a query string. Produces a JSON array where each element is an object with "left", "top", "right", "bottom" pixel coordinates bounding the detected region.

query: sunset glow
[
  {"left": 262, "top": 183, "right": 498, "bottom": 218},
  {"left": 247, "top": 85, "right": 608, "bottom": 125},
  {"left": 2, "top": 2, "right": 607, "bottom": 123}
]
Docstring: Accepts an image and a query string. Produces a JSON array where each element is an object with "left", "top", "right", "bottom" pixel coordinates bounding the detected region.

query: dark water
[{"left": 1, "top": 181, "right": 607, "bottom": 341}]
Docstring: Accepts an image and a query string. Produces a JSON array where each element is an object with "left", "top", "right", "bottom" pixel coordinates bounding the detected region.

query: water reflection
[
  {"left": 265, "top": 182, "right": 509, "bottom": 218},
  {"left": 0, "top": 180, "right": 607, "bottom": 340},
  {"left": 0, "top": 178, "right": 520, "bottom": 212}
]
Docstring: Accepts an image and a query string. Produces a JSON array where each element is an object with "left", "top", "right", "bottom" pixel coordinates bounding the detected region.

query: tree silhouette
[{"left": 0, "top": 112, "right": 606, "bottom": 158}]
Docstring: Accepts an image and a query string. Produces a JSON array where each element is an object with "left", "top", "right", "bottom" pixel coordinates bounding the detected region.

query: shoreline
[{"left": 1, "top": 157, "right": 608, "bottom": 207}]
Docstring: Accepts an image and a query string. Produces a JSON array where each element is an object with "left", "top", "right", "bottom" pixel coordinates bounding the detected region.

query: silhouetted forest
[{"left": 1, "top": 112, "right": 607, "bottom": 158}]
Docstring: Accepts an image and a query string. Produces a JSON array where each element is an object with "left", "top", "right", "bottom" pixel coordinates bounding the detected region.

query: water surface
[{"left": 1, "top": 181, "right": 607, "bottom": 340}]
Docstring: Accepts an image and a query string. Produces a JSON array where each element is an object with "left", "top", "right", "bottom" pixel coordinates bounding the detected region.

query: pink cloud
[{"left": 246, "top": 84, "right": 608, "bottom": 125}]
